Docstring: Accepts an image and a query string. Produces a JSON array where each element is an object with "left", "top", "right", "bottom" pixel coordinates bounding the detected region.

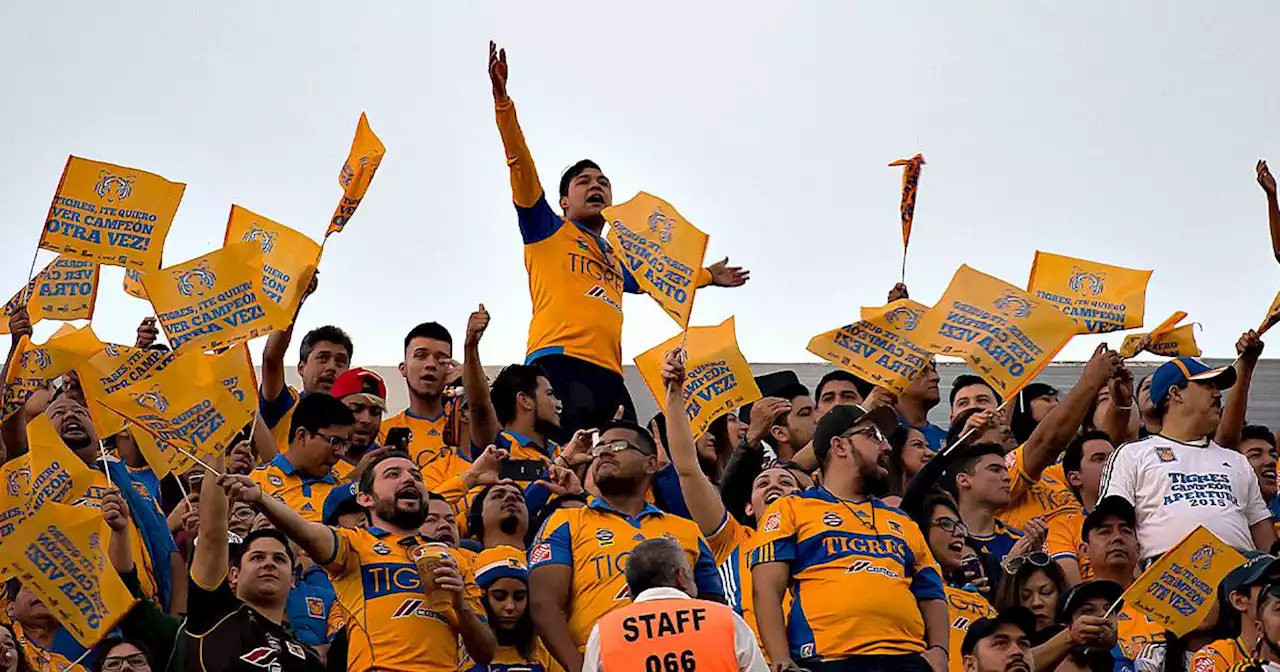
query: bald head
[{"left": 625, "top": 538, "right": 694, "bottom": 597}]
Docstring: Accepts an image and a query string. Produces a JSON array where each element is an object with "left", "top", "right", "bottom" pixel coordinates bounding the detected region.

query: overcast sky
[{"left": 3, "top": 2, "right": 1279, "bottom": 367}]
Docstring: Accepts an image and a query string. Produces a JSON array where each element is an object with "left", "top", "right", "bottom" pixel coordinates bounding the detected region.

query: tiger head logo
[
  {"left": 993, "top": 292, "right": 1034, "bottom": 318},
  {"left": 885, "top": 306, "right": 922, "bottom": 332},
  {"left": 175, "top": 263, "right": 217, "bottom": 297},
  {"left": 7, "top": 466, "right": 30, "bottom": 497},
  {"left": 647, "top": 208, "right": 675, "bottom": 244},
  {"left": 131, "top": 387, "right": 170, "bottom": 414},
  {"left": 19, "top": 349, "right": 52, "bottom": 371},
  {"left": 94, "top": 170, "right": 136, "bottom": 203},
  {"left": 103, "top": 343, "right": 123, "bottom": 358},
  {"left": 223, "top": 376, "right": 245, "bottom": 402},
  {"left": 1190, "top": 544, "right": 1216, "bottom": 571},
  {"left": 242, "top": 227, "right": 277, "bottom": 254},
  {"left": 1068, "top": 266, "right": 1107, "bottom": 296}
]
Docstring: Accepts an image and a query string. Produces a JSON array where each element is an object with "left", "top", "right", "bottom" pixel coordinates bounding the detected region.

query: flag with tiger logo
[
  {"left": 76, "top": 343, "right": 175, "bottom": 439},
  {"left": 38, "top": 156, "right": 185, "bottom": 270},
  {"left": 1119, "top": 311, "right": 1200, "bottom": 358},
  {"left": 222, "top": 204, "right": 321, "bottom": 312},
  {"left": 0, "top": 256, "right": 100, "bottom": 334},
  {"left": 327, "top": 112, "right": 386, "bottom": 237},
  {"left": 806, "top": 299, "right": 935, "bottom": 395},
  {"left": 1027, "top": 251, "right": 1153, "bottom": 334},
  {"left": 605, "top": 192, "right": 710, "bottom": 329},
  {"left": 1, "top": 326, "right": 104, "bottom": 421},
  {"left": 1121, "top": 526, "right": 1242, "bottom": 636},
  {"left": 122, "top": 267, "right": 149, "bottom": 300}
]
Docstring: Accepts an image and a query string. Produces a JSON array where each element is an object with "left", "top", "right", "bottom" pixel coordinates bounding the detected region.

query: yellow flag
[
  {"left": 1121, "top": 526, "right": 1244, "bottom": 636},
  {"left": 634, "top": 317, "right": 761, "bottom": 437},
  {"left": 39, "top": 156, "right": 185, "bottom": 270},
  {"left": 76, "top": 344, "right": 175, "bottom": 438},
  {"left": 888, "top": 154, "right": 925, "bottom": 252},
  {"left": 142, "top": 241, "right": 290, "bottom": 352},
  {"left": 0, "top": 502, "right": 137, "bottom": 646},
  {"left": 807, "top": 300, "right": 935, "bottom": 396},
  {"left": 132, "top": 430, "right": 194, "bottom": 480},
  {"left": 2, "top": 326, "right": 104, "bottom": 420},
  {"left": 1119, "top": 311, "right": 1200, "bottom": 358},
  {"left": 604, "top": 192, "right": 710, "bottom": 329},
  {"left": 1026, "top": 251, "right": 1153, "bottom": 334},
  {"left": 0, "top": 256, "right": 100, "bottom": 334},
  {"left": 223, "top": 205, "right": 321, "bottom": 311},
  {"left": 209, "top": 345, "right": 259, "bottom": 415},
  {"left": 99, "top": 349, "right": 251, "bottom": 462},
  {"left": 1258, "top": 290, "right": 1280, "bottom": 335},
  {"left": 327, "top": 112, "right": 386, "bottom": 237},
  {"left": 913, "top": 265, "right": 1078, "bottom": 398},
  {"left": 122, "top": 267, "right": 149, "bottom": 300}
]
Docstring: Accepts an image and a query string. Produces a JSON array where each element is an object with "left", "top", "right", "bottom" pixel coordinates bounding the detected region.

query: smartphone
[
  {"left": 961, "top": 555, "right": 985, "bottom": 582},
  {"left": 499, "top": 459, "right": 548, "bottom": 482},
  {"left": 385, "top": 427, "right": 413, "bottom": 451}
]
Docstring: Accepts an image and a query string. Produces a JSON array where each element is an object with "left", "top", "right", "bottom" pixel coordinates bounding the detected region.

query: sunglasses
[
  {"left": 931, "top": 517, "right": 969, "bottom": 537},
  {"left": 589, "top": 439, "right": 651, "bottom": 457},
  {"left": 1003, "top": 551, "right": 1052, "bottom": 575}
]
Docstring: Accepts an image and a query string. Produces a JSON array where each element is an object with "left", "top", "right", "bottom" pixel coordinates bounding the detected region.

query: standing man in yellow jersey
[
  {"left": 487, "top": 41, "right": 748, "bottom": 440},
  {"left": 329, "top": 367, "right": 389, "bottom": 479},
  {"left": 221, "top": 450, "right": 498, "bottom": 672},
  {"left": 241, "top": 394, "right": 355, "bottom": 523},
  {"left": 752, "top": 404, "right": 950, "bottom": 672},
  {"left": 1046, "top": 431, "right": 1115, "bottom": 584},
  {"left": 529, "top": 420, "right": 725, "bottom": 672},
  {"left": 482, "top": 364, "right": 565, "bottom": 463},
  {"left": 260, "top": 315, "right": 354, "bottom": 454}
]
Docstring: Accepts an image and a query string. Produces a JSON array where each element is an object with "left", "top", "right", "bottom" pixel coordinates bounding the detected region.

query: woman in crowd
[
  {"left": 885, "top": 425, "right": 931, "bottom": 505},
  {"left": 995, "top": 553, "right": 1070, "bottom": 640},
  {"left": 471, "top": 547, "right": 556, "bottom": 672},
  {"left": 0, "top": 623, "right": 30, "bottom": 672},
  {"left": 91, "top": 637, "right": 154, "bottom": 672}
]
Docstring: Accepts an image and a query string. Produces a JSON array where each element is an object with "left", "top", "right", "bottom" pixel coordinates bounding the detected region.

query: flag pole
[
  {"left": 174, "top": 445, "right": 224, "bottom": 479},
  {"left": 900, "top": 246, "right": 907, "bottom": 285},
  {"left": 21, "top": 248, "right": 41, "bottom": 305}
]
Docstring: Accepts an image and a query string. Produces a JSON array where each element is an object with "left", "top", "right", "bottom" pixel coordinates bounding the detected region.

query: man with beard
[
  {"left": 1075, "top": 497, "right": 1162, "bottom": 660},
  {"left": 483, "top": 364, "right": 564, "bottom": 466},
  {"left": 469, "top": 483, "right": 529, "bottom": 551},
  {"left": 329, "top": 367, "right": 388, "bottom": 478},
  {"left": 1100, "top": 357, "right": 1276, "bottom": 562},
  {"left": 959, "top": 608, "right": 1036, "bottom": 672},
  {"left": 528, "top": 421, "right": 723, "bottom": 672},
  {"left": 220, "top": 450, "right": 497, "bottom": 672},
  {"left": 5, "top": 582, "right": 91, "bottom": 670},
  {"left": 261, "top": 305, "right": 355, "bottom": 454},
  {"left": 243, "top": 394, "right": 355, "bottom": 523},
  {"left": 752, "top": 404, "right": 949, "bottom": 672},
  {"left": 187, "top": 452, "right": 324, "bottom": 671}
]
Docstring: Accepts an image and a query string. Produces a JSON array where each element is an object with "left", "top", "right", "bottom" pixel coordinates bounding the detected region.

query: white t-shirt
[{"left": 1099, "top": 434, "right": 1271, "bottom": 560}]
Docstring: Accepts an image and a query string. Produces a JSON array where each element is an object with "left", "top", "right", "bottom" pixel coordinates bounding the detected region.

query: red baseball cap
[{"left": 330, "top": 367, "right": 387, "bottom": 405}]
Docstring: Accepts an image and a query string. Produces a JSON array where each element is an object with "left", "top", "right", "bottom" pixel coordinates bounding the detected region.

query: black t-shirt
[{"left": 182, "top": 576, "right": 325, "bottom": 672}]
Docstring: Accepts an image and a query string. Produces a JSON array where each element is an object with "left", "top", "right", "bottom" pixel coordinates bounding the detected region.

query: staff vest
[{"left": 598, "top": 597, "right": 737, "bottom": 672}]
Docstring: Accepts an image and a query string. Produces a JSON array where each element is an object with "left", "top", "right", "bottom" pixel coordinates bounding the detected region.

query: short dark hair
[
  {"left": 625, "top": 538, "right": 687, "bottom": 595},
  {"left": 559, "top": 159, "right": 602, "bottom": 199},
  {"left": 944, "top": 442, "right": 1006, "bottom": 499},
  {"left": 950, "top": 374, "right": 1002, "bottom": 407},
  {"left": 299, "top": 326, "right": 353, "bottom": 363},
  {"left": 358, "top": 449, "right": 414, "bottom": 494},
  {"left": 231, "top": 529, "right": 295, "bottom": 569},
  {"left": 91, "top": 636, "right": 154, "bottom": 672},
  {"left": 288, "top": 393, "right": 356, "bottom": 442},
  {"left": 946, "top": 407, "right": 986, "bottom": 449},
  {"left": 815, "top": 370, "right": 872, "bottom": 402},
  {"left": 601, "top": 419, "right": 657, "bottom": 455},
  {"left": 403, "top": 322, "right": 453, "bottom": 351},
  {"left": 908, "top": 488, "right": 961, "bottom": 537},
  {"left": 1243, "top": 424, "right": 1277, "bottom": 449},
  {"left": 467, "top": 483, "right": 526, "bottom": 541},
  {"left": 491, "top": 365, "right": 547, "bottom": 426},
  {"left": 1063, "top": 430, "right": 1114, "bottom": 476},
  {"left": 1154, "top": 381, "right": 1188, "bottom": 419}
]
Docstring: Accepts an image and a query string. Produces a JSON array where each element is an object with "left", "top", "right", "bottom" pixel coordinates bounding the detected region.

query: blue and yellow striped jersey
[
  {"left": 250, "top": 453, "right": 344, "bottom": 523},
  {"left": 489, "top": 429, "right": 561, "bottom": 464},
  {"left": 749, "top": 488, "right": 945, "bottom": 660},
  {"left": 529, "top": 497, "right": 724, "bottom": 649}
]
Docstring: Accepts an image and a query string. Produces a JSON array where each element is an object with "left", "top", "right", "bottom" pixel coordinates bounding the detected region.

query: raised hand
[
  {"left": 887, "top": 283, "right": 909, "bottom": 303},
  {"left": 135, "top": 317, "right": 160, "bottom": 348},
  {"left": 1260, "top": 159, "right": 1277, "bottom": 197},
  {"left": 464, "top": 445, "right": 510, "bottom": 489},
  {"left": 708, "top": 257, "right": 749, "bottom": 287},
  {"left": 1238, "top": 329, "right": 1265, "bottom": 364},
  {"left": 220, "top": 473, "right": 263, "bottom": 505},
  {"left": 8, "top": 306, "right": 32, "bottom": 346},
  {"left": 1081, "top": 344, "right": 1121, "bottom": 390},
  {"left": 560, "top": 429, "right": 597, "bottom": 467},
  {"left": 465, "top": 303, "right": 490, "bottom": 348},
  {"left": 489, "top": 41, "right": 509, "bottom": 103},
  {"left": 227, "top": 440, "right": 255, "bottom": 475},
  {"left": 747, "top": 398, "right": 791, "bottom": 447},
  {"left": 533, "top": 464, "right": 584, "bottom": 496},
  {"left": 101, "top": 489, "right": 131, "bottom": 532},
  {"left": 661, "top": 348, "right": 687, "bottom": 392}
]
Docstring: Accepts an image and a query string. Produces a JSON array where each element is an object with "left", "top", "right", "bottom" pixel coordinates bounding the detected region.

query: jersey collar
[
  {"left": 588, "top": 496, "right": 664, "bottom": 521},
  {"left": 501, "top": 429, "right": 560, "bottom": 456},
  {"left": 271, "top": 453, "right": 337, "bottom": 485}
]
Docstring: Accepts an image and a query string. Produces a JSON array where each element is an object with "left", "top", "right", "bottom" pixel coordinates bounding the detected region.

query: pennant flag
[
  {"left": 209, "top": 344, "right": 259, "bottom": 411},
  {"left": 223, "top": 205, "right": 321, "bottom": 311},
  {"left": 913, "top": 265, "right": 1078, "bottom": 398},
  {"left": 99, "top": 349, "right": 252, "bottom": 463},
  {"left": 77, "top": 343, "right": 175, "bottom": 439},
  {"left": 142, "top": 241, "right": 290, "bottom": 352},
  {"left": 122, "top": 267, "right": 149, "bottom": 300},
  {"left": 2, "top": 326, "right": 104, "bottom": 421},
  {"left": 1259, "top": 290, "right": 1280, "bottom": 335},
  {"left": 1026, "top": 251, "right": 1153, "bottom": 335},
  {"left": 605, "top": 192, "right": 710, "bottom": 328},
  {"left": 39, "top": 156, "right": 184, "bottom": 270},
  {"left": 327, "top": 112, "right": 386, "bottom": 237},
  {"left": 888, "top": 154, "right": 925, "bottom": 263},
  {"left": 132, "top": 430, "right": 194, "bottom": 480},
  {"left": 0, "top": 502, "right": 137, "bottom": 646},
  {"left": 0, "top": 256, "right": 100, "bottom": 334},
  {"left": 634, "top": 317, "right": 761, "bottom": 437},
  {"left": 1119, "top": 311, "right": 1200, "bottom": 358},
  {"left": 807, "top": 299, "right": 935, "bottom": 395},
  {"left": 1121, "top": 526, "right": 1244, "bottom": 637}
]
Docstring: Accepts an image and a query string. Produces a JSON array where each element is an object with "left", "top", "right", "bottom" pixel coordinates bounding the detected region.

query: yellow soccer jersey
[
  {"left": 529, "top": 497, "right": 724, "bottom": 649},
  {"left": 945, "top": 585, "right": 997, "bottom": 672},
  {"left": 492, "top": 429, "right": 561, "bottom": 465},
  {"left": 1192, "top": 637, "right": 1250, "bottom": 672},
  {"left": 1046, "top": 510, "right": 1092, "bottom": 580},
  {"left": 323, "top": 526, "right": 484, "bottom": 672},
  {"left": 465, "top": 642, "right": 560, "bottom": 672},
  {"left": 251, "top": 453, "right": 344, "bottom": 523},
  {"left": 379, "top": 401, "right": 466, "bottom": 473},
  {"left": 1002, "top": 446, "right": 1081, "bottom": 529},
  {"left": 706, "top": 510, "right": 795, "bottom": 647},
  {"left": 260, "top": 385, "right": 301, "bottom": 454},
  {"left": 749, "top": 489, "right": 945, "bottom": 661}
]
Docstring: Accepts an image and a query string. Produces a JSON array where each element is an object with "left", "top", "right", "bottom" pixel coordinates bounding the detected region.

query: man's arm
[
  {"left": 662, "top": 350, "right": 728, "bottom": 535},
  {"left": 220, "top": 473, "right": 338, "bottom": 565},
  {"left": 259, "top": 272, "right": 317, "bottom": 409},
  {"left": 1252, "top": 519, "right": 1278, "bottom": 553},
  {"left": 1022, "top": 345, "right": 1118, "bottom": 480},
  {"left": 1094, "top": 367, "right": 1138, "bottom": 446},
  {"left": 751, "top": 562, "right": 793, "bottom": 666},
  {"left": 463, "top": 304, "right": 499, "bottom": 451},
  {"left": 918, "top": 598, "right": 949, "bottom": 672},
  {"left": 441, "top": 555, "right": 497, "bottom": 665},
  {"left": 167, "top": 551, "right": 188, "bottom": 615},
  {"left": 529, "top": 563, "right": 584, "bottom": 672},
  {"left": 1217, "top": 331, "right": 1262, "bottom": 449},
  {"left": 191, "top": 455, "right": 232, "bottom": 589},
  {"left": 1258, "top": 160, "right": 1280, "bottom": 264}
]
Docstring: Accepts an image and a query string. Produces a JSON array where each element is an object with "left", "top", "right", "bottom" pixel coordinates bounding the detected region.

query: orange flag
[
  {"left": 327, "top": 113, "right": 386, "bottom": 237},
  {"left": 1119, "top": 312, "right": 1200, "bottom": 359},
  {"left": 2, "top": 326, "right": 104, "bottom": 420},
  {"left": 223, "top": 205, "right": 321, "bottom": 311},
  {"left": 605, "top": 192, "right": 710, "bottom": 329},
  {"left": 888, "top": 154, "right": 925, "bottom": 276},
  {"left": 122, "top": 267, "right": 149, "bottom": 300},
  {"left": 0, "top": 256, "right": 100, "bottom": 333},
  {"left": 807, "top": 300, "right": 935, "bottom": 396}
]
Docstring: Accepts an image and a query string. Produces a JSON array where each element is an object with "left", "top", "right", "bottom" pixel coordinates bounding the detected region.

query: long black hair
[{"left": 482, "top": 581, "right": 537, "bottom": 659}]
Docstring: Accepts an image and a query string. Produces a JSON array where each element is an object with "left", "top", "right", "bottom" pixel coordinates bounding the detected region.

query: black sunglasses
[{"left": 1003, "top": 551, "right": 1051, "bottom": 575}]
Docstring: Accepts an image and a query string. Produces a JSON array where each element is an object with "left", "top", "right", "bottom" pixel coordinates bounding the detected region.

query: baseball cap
[
  {"left": 739, "top": 370, "right": 810, "bottom": 422},
  {"left": 1080, "top": 496, "right": 1137, "bottom": 540},
  {"left": 1221, "top": 551, "right": 1278, "bottom": 597},
  {"left": 1148, "top": 357, "right": 1236, "bottom": 407},
  {"left": 961, "top": 606, "right": 1037, "bottom": 656},
  {"left": 812, "top": 404, "right": 899, "bottom": 464},
  {"left": 330, "top": 367, "right": 387, "bottom": 406},
  {"left": 321, "top": 482, "right": 364, "bottom": 526},
  {"left": 1056, "top": 580, "right": 1124, "bottom": 625},
  {"left": 475, "top": 545, "right": 529, "bottom": 589}
]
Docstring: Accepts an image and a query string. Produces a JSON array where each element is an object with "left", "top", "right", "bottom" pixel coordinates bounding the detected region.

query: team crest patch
[
  {"left": 530, "top": 541, "right": 552, "bottom": 565},
  {"left": 131, "top": 482, "right": 151, "bottom": 501},
  {"left": 1194, "top": 658, "right": 1214, "bottom": 672},
  {"left": 286, "top": 641, "right": 306, "bottom": 659},
  {"left": 372, "top": 542, "right": 393, "bottom": 556},
  {"left": 268, "top": 474, "right": 284, "bottom": 487},
  {"left": 822, "top": 512, "right": 843, "bottom": 527},
  {"left": 1155, "top": 446, "right": 1177, "bottom": 463},
  {"left": 1191, "top": 544, "right": 1216, "bottom": 571},
  {"left": 306, "top": 596, "right": 325, "bottom": 618},
  {"left": 763, "top": 512, "right": 782, "bottom": 532},
  {"left": 595, "top": 528, "right": 615, "bottom": 548}
]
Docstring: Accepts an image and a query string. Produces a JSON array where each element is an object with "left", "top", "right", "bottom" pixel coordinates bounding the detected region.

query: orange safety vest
[{"left": 599, "top": 597, "right": 738, "bottom": 672}]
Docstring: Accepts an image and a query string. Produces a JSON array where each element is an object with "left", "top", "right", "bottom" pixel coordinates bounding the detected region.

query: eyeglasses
[
  {"left": 931, "top": 517, "right": 969, "bottom": 537},
  {"left": 1003, "top": 551, "right": 1052, "bottom": 575},
  {"left": 589, "top": 439, "right": 650, "bottom": 457},
  {"left": 841, "top": 425, "right": 887, "bottom": 444},
  {"left": 102, "top": 653, "right": 149, "bottom": 671},
  {"left": 311, "top": 431, "right": 351, "bottom": 450}
]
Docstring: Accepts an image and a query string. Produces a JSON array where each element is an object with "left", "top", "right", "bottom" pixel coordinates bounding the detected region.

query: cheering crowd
[{"left": 9, "top": 41, "right": 1280, "bottom": 672}]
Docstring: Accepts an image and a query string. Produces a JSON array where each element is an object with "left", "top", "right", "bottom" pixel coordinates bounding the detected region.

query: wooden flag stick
[{"left": 174, "top": 445, "right": 224, "bottom": 479}]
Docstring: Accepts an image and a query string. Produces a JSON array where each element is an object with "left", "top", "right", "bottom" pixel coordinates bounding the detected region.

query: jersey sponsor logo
[
  {"left": 632, "top": 533, "right": 646, "bottom": 542},
  {"left": 614, "top": 584, "right": 632, "bottom": 600},
  {"left": 846, "top": 559, "right": 901, "bottom": 578},
  {"left": 800, "top": 643, "right": 816, "bottom": 658},
  {"left": 240, "top": 647, "right": 278, "bottom": 667},
  {"left": 763, "top": 512, "right": 782, "bottom": 532},
  {"left": 1155, "top": 446, "right": 1177, "bottom": 463},
  {"left": 301, "top": 502, "right": 315, "bottom": 513},
  {"left": 306, "top": 595, "right": 325, "bottom": 618},
  {"left": 585, "top": 285, "right": 622, "bottom": 312},
  {"left": 1004, "top": 451, "right": 1019, "bottom": 469},
  {"left": 887, "top": 520, "right": 902, "bottom": 533},
  {"left": 822, "top": 512, "right": 843, "bottom": 527},
  {"left": 372, "top": 542, "right": 393, "bottom": 555},
  {"left": 596, "top": 528, "right": 615, "bottom": 548},
  {"left": 1193, "top": 657, "right": 1215, "bottom": 672},
  {"left": 530, "top": 541, "right": 552, "bottom": 565},
  {"left": 390, "top": 597, "right": 448, "bottom": 622},
  {"left": 268, "top": 474, "right": 284, "bottom": 487},
  {"left": 285, "top": 641, "right": 306, "bottom": 659}
]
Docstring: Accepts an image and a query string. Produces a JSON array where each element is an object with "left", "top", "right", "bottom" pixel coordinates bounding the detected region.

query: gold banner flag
[
  {"left": 1027, "top": 251, "right": 1152, "bottom": 334},
  {"left": 1259, "top": 290, "right": 1280, "bottom": 335},
  {"left": 39, "top": 156, "right": 185, "bottom": 270},
  {"left": 142, "top": 241, "right": 290, "bottom": 352},
  {"left": 99, "top": 349, "right": 251, "bottom": 462},
  {"left": 913, "top": 265, "right": 1078, "bottom": 398},
  {"left": 77, "top": 344, "right": 175, "bottom": 439},
  {"left": 122, "top": 267, "right": 148, "bottom": 300},
  {"left": 0, "top": 502, "right": 137, "bottom": 646},
  {"left": 2, "top": 326, "right": 104, "bottom": 420},
  {"left": 210, "top": 344, "right": 259, "bottom": 411},
  {"left": 634, "top": 317, "right": 761, "bottom": 437},
  {"left": 605, "top": 192, "right": 710, "bottom": 328},
  {"left": 1119, "top": 311, "right": 1200, "bottom": 358},
  {"left": 132, "top": 430, "right": 194, "bottom": 480},
  {"left": 807, "top": 299, "right": 935, "bottom": 396},
  {"left": 1121, "top": 526, "right": 1244, "bottom": 637},
  {"left": 0, "top": 256, "right": 100, "bottom": 334},
  {"left": 327, "top": 112, "right": 386, "bottom": 237},
  {"left": 888, "top": 154, "right": 925, "bottom": 253},
  {"left": 222, "top": 205, "right": 321, "bottom": 311}
]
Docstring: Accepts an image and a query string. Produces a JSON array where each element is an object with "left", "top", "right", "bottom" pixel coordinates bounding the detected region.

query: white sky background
[{"left": 2, "top": 2, "right": 1279, "bottom": 366}]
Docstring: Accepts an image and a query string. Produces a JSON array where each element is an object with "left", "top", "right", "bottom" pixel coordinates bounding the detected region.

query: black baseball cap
[
  {"left": 1056, "top": 580, "right": 1124, "bottom": 625},
  {"left": 1080, "top": 496, "right": 1137, "bottom": 540},
  {"left": 1221, "top": 551, "right": 1279, "bottom": 597},
  {"left": 961, "top": 606, "right": 1037, "bottom": 656},
  {"left": 812, "top": 404, "right": 899, "bottom": 464},
  {"left": 739, "top": 370, "right": 810, "bottom": 422}
]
